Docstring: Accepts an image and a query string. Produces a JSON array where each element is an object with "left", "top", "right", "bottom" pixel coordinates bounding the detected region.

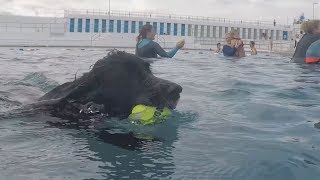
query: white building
[{"left": 0, "top": 9, "right": 294, "bottom": 51}]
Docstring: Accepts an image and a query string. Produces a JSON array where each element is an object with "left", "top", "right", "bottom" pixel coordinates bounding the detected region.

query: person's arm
[
  {"left": 251, "top": 47, "right": 257, "bottom": 55},
  {"left": 153, "top": 42, "right": 179, "bottom": 58}
]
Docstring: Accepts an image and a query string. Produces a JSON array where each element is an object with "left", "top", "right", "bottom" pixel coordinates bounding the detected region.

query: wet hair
[
  {"left": 217, "top": 43, "right": 221, "bottom": 47},
  {"left": 225, "top": 30, "right": 240, "bottom": 44},
  {"left": 136, "top": 24, "right": 153, "bottom": 44},
  {"left": 229, "top": 29, "right": 240, "bottom": 38},
  {"left": 250, "top": 41, "right": 255, "bottom": 46},
  {"left": 136, "top": 24, "right": 153, "bottom": 54},
  {"left": 301, "top": 20, "right": 320, "bottom": 34}
]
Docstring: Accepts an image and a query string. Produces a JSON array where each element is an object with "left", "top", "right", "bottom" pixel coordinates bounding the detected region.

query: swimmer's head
[
  {"left": 137, "top": 24, "right": 156, "bottom": 42},
  {"left": 225, "top": 30, "right": 240, "bottom": 43},
  {"left": 301, "top": 20, "right": 320, "bottom": 34},
  {"left": 225, "top": 33, "right": 232, "bottom": 43},
  {"left": 230, "top": 29, "right": 240, "bottom": 39},
  {"left": 217, "top": 43, "right": 221, "bottom": 49},
  {"left": 250, "top": 41, "right": 255, "bottom": 48}
]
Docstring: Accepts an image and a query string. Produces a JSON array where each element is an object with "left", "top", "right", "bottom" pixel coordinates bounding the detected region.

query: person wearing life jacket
[
  {"left": 135, "top": 24, "right": 185, "bottom": 58},
  {"left": 292, "top": 20, "right": 320, "bottom": 63},
  {"left": 305, "top": 39, "right": 320, "bottom": 64}
]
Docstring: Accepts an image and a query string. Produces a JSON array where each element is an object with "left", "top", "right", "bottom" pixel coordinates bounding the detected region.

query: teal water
[{"left": 0, "top": 48, "right": 320, "bottom": 180}]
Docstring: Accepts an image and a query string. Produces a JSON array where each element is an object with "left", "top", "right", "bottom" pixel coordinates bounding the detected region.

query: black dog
[{"left": 32, "top": 50, "right": 182, "bottom": 120}]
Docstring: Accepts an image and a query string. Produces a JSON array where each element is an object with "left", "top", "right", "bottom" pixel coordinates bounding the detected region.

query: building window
[
  {"left": 207, "top": 25, "right": 210, "bottom": 37},
  {"left": 181, "top": 24, "right": 185, "bottom": 36},
  {"left": 194, "top": 25, "right": 198, "bottom": 37},
  {"left": 85, "top": 19, "right": 90, "bottom": 33},
  {"left": 102, "top": 19, "right": 106, "bottom": 33},
  {"left": 94, "top": 19, "right": 99, "bottom": 33},
  {"left": 117, "top": 20, "right": 121, "bottom": 33},
  {"left": 187, "top": 24, "right": 192, "bottom": 36},
  {"left": 160, "top": 23, "right": 164, "bottom": 35},
  {"left": 212, "top": 26, "right": 216, "bottom": 38},
  {"left": 124, "top": 21, "right": 129, "bottom": 33},
  {"left": 167, "top": 23, "right": 171, "bottom": 35},
  {"left": 131, "top": 21, "right": 136, "bottom": 33},
  {"left": 77, "top": 19, "right": 82, "bottom": 32},
  {"left": 242, "top": 28, "right": 246, "bottom": 39},
  {"left": 259, "top": 29, "right": 263, "bottom": 39},
  {"left": 200, "top": 25, "right": 204, "bottom": 37},
  {"left": 109, "top": 20, "right": 114, "bottom": 32},
  {"left": 248, "top": 28, "right": 252, "bottom": 39},
  {"left": 139, "top": 21, "right": 143, "bottom": 31},
  {"left": 174, "top": 23, "right": 178, "bottom": 36},
  {"left": 254, "top": 29, "right": 257, "bottom": 39},
  {"left": 69, "top": 18, "right": 75, "bottom": 32},
  {"left": 225, "top": 27, "right": 229, "bottom": 34},
  {"left": 283, "top": 31, "right": 288, "bottom": 40},
  {"left": 153, "top": 22, "right": 157, "bottom": 33}
]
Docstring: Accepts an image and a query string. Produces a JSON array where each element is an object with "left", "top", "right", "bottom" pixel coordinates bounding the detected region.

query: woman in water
[
  {"left": 222, "top": 30, "right": 245, "bottom": 57},
  {"left": 250, "top": 41, "right": 257, "bottom": 55},
  {"left": 292, "top": 20, "right": 320, "bottom": 63},
  {"left": 135, "top": 24, "right": 185, "bottom": 58}
]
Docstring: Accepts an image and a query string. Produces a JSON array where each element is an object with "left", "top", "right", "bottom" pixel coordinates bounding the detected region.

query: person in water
[
  {"left": 292, "top": 20, "right": 320, "bottom": 63},
  {"left": 135, "top": 24, "right": 185, "bottom": 58},
  {"left": 250, "top": 41, "right": 257, "bottom": 55},
  {"left": 305, "top": 39, "right": 320, "bottom": 64},
  {"left": 215, "top": 43, "right": 222, "bottom": 53},
  {"left": 222, "top": 30, "right": 245, "bottom": 57}
]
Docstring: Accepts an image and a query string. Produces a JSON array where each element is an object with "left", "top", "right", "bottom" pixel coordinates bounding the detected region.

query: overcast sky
[{"left": 0, "top": 0, "right": 319, "bottom": 24}]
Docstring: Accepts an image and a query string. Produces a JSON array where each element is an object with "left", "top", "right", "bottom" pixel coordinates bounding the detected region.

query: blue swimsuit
[
  {"left": 222, "top": 45, "right": 237, "bottom": 57},
  {"left": 136, "top": 39, "right": 179, "bottom": 58}
]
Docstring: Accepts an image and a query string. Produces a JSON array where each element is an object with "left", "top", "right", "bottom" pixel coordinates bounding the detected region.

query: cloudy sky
[{"left": 0, "top": 0, "right": 319, "bottom": 24}]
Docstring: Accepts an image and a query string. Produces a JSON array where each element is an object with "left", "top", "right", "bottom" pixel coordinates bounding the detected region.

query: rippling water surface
[{"left": 0, "top": 48, "right": 320, "bottom": 180}]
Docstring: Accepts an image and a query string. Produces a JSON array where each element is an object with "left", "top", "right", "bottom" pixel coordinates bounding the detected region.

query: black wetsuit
[{"left": 292, "top": 33, "right": 320, "bottom": 63}]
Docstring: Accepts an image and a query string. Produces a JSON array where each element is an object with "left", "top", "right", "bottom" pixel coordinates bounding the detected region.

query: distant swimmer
[
  {"left": 135, "top": 24, "right": 185, "bottom": 58},
  {"left": 305, "top": 39, "right": 320, "bottom": 64},
  {"left": 222, "top": 30, "right": 245, "bottom": 57},
  {"left": 250, "top": 41, "right": 257, "bottom": 55},
  {"left": 215, "top": 43, "right": 222, "bottom": 53},
  {"left": 292, "top": 20, "right": 320, "bottom": 63}
]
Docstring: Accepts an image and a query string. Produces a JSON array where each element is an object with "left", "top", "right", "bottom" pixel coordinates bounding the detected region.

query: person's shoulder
[{"left": 149, "top": 40, "right": 159, "bottom": 45}]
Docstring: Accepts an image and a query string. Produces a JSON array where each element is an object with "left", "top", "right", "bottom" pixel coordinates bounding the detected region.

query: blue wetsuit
[
  {"left": 136, "top": 39, "right": 179, "bottom": 58},
  {"left": 222, "top": 45, "right": 237, "bottom": 56}
]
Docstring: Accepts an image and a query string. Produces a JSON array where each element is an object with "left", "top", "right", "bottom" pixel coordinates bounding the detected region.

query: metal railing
[
  {"left": 0, "top": 22, "right": 59, "bottom": 33},
  {"left": 64, "top": 9, "right": 288, "bottom": 28}
]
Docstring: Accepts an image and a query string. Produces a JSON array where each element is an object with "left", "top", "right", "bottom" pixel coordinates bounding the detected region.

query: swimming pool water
[{"left": 0, "top": 48, "right": 320, "bottom": 180}]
